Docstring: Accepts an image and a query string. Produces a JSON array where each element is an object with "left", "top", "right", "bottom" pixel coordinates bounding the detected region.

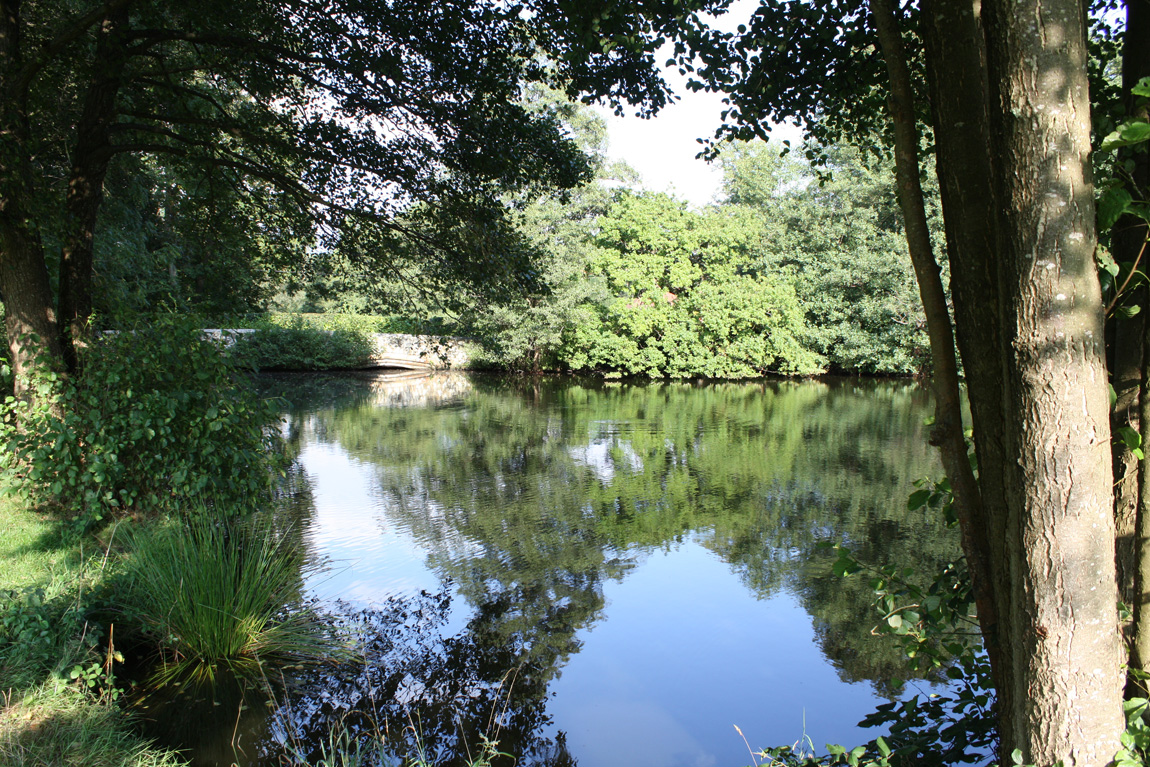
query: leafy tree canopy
[
  {"left": 0, "top": 0, "right": 731, "bottom": 382},
  {"left": 722, "top": 142, "right": 940, "bottom": 374},
  {"left": 566, "top": 191, "right": 820, "bottom": 378}
]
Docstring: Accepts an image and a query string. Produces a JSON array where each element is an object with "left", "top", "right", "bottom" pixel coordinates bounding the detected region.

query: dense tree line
[{"left": 454, "top": 135, "right": 940, "bottom": 378}]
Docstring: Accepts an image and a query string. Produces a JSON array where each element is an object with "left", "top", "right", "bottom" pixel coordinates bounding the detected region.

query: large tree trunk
[
  {"left": 893, "top": 0, "right": 1127, "bottom": 758},
  {"left": 0, "top": 216, "right": 63, "bottom": 394},
  {"left": 57, "top": 7, "right": 129, "bottom": 373},
  {"left": 1, "top": 0, "right": 64, "bottom": 395},
  {"left": 980, "top": 0, "right": 1125, "bottom": 760}
]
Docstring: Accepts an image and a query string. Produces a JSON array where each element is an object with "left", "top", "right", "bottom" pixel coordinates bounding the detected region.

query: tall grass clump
[
  {"left": 282, "top": 717, "right": 509, "bottom": 767},
  {"left": 120, "top": 513, "right": 334, "bottom": 683}
]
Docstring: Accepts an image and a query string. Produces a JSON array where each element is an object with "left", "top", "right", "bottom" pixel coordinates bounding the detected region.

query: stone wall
[
  {"left": 202, "top": 329, "right": 476, "bottom": 370},
  {"left": 368, "top": 333, "right": 475, "bottom": 370}
]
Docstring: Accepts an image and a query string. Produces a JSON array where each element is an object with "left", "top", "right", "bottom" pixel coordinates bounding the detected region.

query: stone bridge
[
  {"left": 367, "top": 333, "right": 474, "bottom": 370},
  {"left": 202, "top": 329, "right": 476, "bottom": 370}
]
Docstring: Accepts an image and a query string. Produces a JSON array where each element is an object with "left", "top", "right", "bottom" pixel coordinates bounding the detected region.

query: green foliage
[
  {"left": 721, "top": 143, "right": 939, "bottom": 375},
  {"left": 230, "top": 316, "right": 376, "bottom": 371},
  {"left": 1116, "top": 698, "right": 1150, "bottom": 767},
  {"left": 565, "top": 192, "right": 821, "bottom": 377},
  {"left": 1095, "top": 75, "right": 1150, "bottom": 319},
  {"left": 1, "top": 588, "right": 54, "bottom": 653},
  {"left": 263, "top": 313, "right": 452, "bottom": 336},
  {"left": 463, "top": 91, "right": 619, "bottom": 372},
  {"left": 119, "top": 512, "right": 335, "bottom": 683},
  {"left": 850, "top": 557, "right": 995, "bottom": 765},
  {"left": 0, "top": 316, "right": 280, "bottom": 527},
  {"left": 0, "top": 585, "right": 84, "bottom": 687},
  {"left": 90, "top": 153, "right": 313, "bottom": 320}
]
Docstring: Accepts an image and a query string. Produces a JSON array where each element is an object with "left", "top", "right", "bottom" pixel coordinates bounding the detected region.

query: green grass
[
  {"left": 0, "top": 685, "right": 184, "bottom": 767},
  {"left": 0, "top": 490, "right": 186, "bottom": 767},
  {"left": 0, "top": 495, "right": 81, "bottom": 594}
]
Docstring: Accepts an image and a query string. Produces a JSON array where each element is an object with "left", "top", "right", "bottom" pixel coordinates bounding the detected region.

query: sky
[{"left": 593, "top": 0, "right": 802, "bottom": 209}]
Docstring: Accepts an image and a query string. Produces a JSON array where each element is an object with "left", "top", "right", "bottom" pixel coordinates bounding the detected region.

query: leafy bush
[
  {"left": 119, "top": 512, "right": 336, "bottom": 683},
  {"left": 0, "top": 316, "right": 280, "bottom": 527},
  {"left": 230, "top": 316, "right": 376, "bottom": 370},
  {"left": 564, "top": 192, "right": 822, "bottom": 378},
  {"left": 263, "top": 312, "right": 456, "bottom": 336}
]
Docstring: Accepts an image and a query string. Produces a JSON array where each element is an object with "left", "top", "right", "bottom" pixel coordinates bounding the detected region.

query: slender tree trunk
[
  {"left": 918, "top": 0, "right": 1018, "bottom": 748},
  {"left": 57, "top": 8, "right": 128, "bottom": 373},
  {"left": 981, "top": 0, "right": 1125, "bottom": 760},
  {"left": 1114, "top": 294, "right": 1143, "bottom": 637},
  {"left": 1122, "top": 0, "right": 1150, "bottom": 683},
  {"left": 867, "top": 0, "right": 1007, "bottom": 729}
]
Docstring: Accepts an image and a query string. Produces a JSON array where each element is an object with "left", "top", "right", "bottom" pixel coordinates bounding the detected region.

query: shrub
[
  {"left": 0, "top": 315, "right": 280, "bottom": 527},
  {"left": 263, "top": 313, "right": 455, "bottom": 336},
  {"left": 230, "top": 317, "right": 375, "bottom": 370},
  {"left": 119, "top": 512, "right": 336, "bottom": 683}
]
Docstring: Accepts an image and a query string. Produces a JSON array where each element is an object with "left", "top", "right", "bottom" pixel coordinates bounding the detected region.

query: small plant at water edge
[{"left": 119, "top": 512, "right": 338, "bottom": 683}]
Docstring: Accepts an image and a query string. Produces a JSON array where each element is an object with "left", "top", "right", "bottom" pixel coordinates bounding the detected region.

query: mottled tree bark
[
  {"left": 880, "top": 0, "right": 1126, "bottom": 758},
  {"left": 982, "top": 0, "right": 1125, "bottom": 760}
]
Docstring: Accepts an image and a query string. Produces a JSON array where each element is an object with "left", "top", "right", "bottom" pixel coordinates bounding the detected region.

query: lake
[{"left": 134, "top": 371, "right": 958, "bottom": 767}]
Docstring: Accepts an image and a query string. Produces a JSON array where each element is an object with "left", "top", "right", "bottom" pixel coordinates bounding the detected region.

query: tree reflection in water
[
  {"left": 270, "top": 588, "right": 581, "bottom": 766},
  {"left": 160, "top": 372, "right": 964, "bottom": 766}
]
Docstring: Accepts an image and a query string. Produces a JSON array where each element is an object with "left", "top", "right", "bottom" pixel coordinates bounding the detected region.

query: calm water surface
[{"left": 137, "top": 372, "right": 957, "bottom": 767}]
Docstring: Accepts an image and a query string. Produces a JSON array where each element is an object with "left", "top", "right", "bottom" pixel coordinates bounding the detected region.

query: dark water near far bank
[{"left": 133, "top": 372, "right": 957, "bottom": 767}]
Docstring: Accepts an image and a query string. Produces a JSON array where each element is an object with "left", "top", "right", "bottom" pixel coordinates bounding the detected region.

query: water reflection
[{"left": 142, "top": 372, "right": 958, "bottom": 766}]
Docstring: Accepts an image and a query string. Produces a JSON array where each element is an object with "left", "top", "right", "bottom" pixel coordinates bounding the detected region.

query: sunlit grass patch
[
  {"left": 0, "top": 493, "right": 79, "bottom": 594},
  {"left": 0, "top": 685, "right": 184, "bottom": 767}
]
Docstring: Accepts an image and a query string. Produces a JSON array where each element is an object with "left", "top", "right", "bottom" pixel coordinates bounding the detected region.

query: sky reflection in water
[{"left": 267, "top": 372, "right": 955, "bottom": 767}]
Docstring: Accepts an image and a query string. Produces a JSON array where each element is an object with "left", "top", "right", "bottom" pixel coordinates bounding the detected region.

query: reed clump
[{"left": 120, "top": 512, "right": 336, "bottom": 684}]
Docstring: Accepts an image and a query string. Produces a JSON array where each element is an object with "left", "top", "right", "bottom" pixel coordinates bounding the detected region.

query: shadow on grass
[{"left": 0, "top": 685, "right": 184, "bottom": 767}]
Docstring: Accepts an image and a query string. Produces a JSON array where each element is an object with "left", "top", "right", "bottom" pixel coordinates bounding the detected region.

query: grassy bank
[{"left": 0, "top": 492, "right": 186, "bottom": 767}]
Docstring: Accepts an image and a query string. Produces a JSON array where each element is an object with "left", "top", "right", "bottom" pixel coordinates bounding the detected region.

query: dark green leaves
[
  {"left": 1099, "top": 185, "right": 1134, "bottom": 231},
  {"left": 1117, "top": 425, "right": 1145, "bottom": 460},
  {"left": 1100, "top": 120, "right": 1150, "bottom": 153},
  {"left": 0, "top": 316, "right": 281, "bottom": 526}
]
